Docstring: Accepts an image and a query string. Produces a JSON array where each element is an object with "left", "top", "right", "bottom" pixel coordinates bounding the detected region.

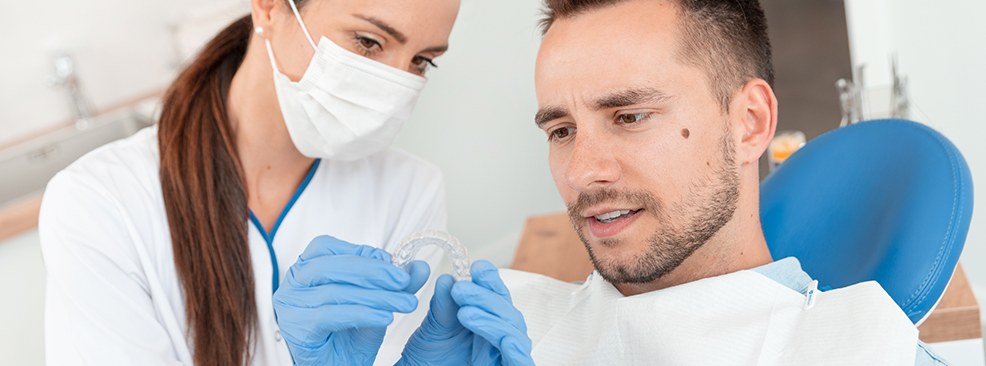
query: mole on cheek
[{"left": 681, "top": 128, "right": 690, "bottom": 139}]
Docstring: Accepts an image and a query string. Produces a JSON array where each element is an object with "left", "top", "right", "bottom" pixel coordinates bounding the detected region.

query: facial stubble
[{"left": 567, "top": 126, "right": 741, "bottom": 285}]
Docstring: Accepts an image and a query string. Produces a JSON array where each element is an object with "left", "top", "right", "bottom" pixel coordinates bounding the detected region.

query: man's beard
[{"left": 566, "top": 128, "right": 741, "bottom": 285}]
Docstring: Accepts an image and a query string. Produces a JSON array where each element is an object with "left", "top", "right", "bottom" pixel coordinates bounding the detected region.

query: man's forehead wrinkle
[{"left": 592, "top": 88, "right": 672, "bottom": 111}]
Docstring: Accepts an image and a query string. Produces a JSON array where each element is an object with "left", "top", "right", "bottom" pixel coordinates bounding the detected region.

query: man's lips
[
  {"left": 582, "top": 206, "right": 644, "bottom": 219},
  {"left": 584, "top": 209, "right": 643, "bottom": 238}
]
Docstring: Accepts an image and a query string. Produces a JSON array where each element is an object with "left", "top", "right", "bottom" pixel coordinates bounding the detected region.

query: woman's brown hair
[
  {"left": 157, "top": 15, "right": 256, "bottom": 366},
  {"left": 160, "top": 2, "right": 312, "bottom": 363}
]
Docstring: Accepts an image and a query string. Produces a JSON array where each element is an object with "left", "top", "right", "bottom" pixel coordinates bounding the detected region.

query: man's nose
[{"left": 565, "top": 130, "right": 621, "bottom": 191}]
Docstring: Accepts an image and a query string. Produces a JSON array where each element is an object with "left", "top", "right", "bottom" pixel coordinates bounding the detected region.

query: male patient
[
  {"left": 506, "top": 0, "right": 945, "bottom": 364},
  {"left": 395, "top": 1, "right": 948, "bottom": 365},
  {"left": 400, "top": 0, "right": 949, "bottom": 365}
]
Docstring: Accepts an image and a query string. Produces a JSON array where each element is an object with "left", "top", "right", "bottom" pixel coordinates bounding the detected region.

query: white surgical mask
[{"left": 265, "top": 0, "right": 427, "bottom": 160}]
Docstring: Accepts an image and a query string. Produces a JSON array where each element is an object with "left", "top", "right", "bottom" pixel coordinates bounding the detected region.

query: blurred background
[{"left": 1, "top": 0, "right": 984, "bottom": 364}]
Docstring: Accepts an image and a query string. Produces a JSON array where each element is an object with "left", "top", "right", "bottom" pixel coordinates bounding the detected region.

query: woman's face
[{"left": 255, "top": 0, "right": 460, "bottom": 80}]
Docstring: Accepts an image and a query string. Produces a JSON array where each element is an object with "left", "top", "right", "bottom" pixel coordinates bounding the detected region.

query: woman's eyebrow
[
  {"left": 420, "top": 45, "right": 449, "bottom": 53},
  {"left": 354, "top": 14, "right": 407, "bottom": 44}
]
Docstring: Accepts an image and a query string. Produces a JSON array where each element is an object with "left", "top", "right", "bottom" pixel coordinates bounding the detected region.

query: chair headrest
[{"left": 760, "top": 119, "right": 973, "bottom": 324}]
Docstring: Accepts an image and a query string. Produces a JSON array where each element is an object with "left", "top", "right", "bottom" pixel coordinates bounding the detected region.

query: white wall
[
  {"left": 0, "top": 1, "right": 239, "bottom": 364},
  {"left": 0, "top": 230, "right": 45, "bottom": 365},
  {"left": 844, "top": 0, "right": 986, "bottom": 309},
  {"left": 0, "top": 0, "right": 561, "bottom": 363},
  {"left": 0, "top": 0, "right": 561, "bottom": 256},
  {"left": 0, "top": 0, "right": 246, "bottom": 146},
  {"left": 394, "top": 0, "right": 565, "bottom": 264}
]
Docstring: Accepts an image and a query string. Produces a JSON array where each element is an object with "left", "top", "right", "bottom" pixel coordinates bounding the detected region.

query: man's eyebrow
[
  {"left": 592, "top": 88, "right": 671, "bottom": 110},
  {"left": 535, "top": 106, "right": 570, "bottom": 128},
  {"left": 354, "top": 14, "right": 407, "bottom": 44}
]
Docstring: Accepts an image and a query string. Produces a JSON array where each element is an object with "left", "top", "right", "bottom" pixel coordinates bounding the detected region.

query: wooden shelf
[
  {"left": 918, "top": 263, "right": 982, "bottom": 343},
  {"left": 0, "top": 194, "right": 42, "bottom": 243}
]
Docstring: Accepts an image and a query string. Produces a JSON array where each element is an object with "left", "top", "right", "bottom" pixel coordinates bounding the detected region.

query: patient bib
[{"left": 501, "top": 268, "right": 917, "bottom": 365}]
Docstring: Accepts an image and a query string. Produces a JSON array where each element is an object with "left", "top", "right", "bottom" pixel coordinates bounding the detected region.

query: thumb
[
  {"left": 402, "top": 260, "right": 431, "bottom": 295},
  {"left": 429, "top": 274, "right": 461, "bottom": 330}
]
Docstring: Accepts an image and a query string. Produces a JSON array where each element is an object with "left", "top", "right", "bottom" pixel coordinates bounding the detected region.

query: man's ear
[
  {"left": 733, "top": 79, "right": 778, "bottom": 165},
  {"left": 251, "top": 0, "right": 279, "bottom": 38}
]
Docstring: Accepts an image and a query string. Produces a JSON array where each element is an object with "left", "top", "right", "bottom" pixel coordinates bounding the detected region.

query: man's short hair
[{"left": 540, "top": 0, "right": 774, "bottom": 112}]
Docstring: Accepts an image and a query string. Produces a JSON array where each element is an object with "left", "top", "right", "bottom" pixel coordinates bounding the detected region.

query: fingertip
[
  {"left": 408, "top": 260, "right": 431, "bottom": 288},
  {"left": 504, "top": 338, "right": 535, "bottom": 366},
  {"left": 399, "top": 294, "right": 420, "bottom": 314},
  {"left": 432, "top": 274, "right": 457, "bottom": 310},
  {"left": 504, "top": 336, "right": 531, "bottom": 355},
  {"left": 470, "top": 261, "right": 501, "bottom": 285},
  {"left": 471, "top": 260, "right": 495, "bottom": 273},
  {"left": 375, "top": 309, "right": 396, "bottom": 327},
  {"left": 449, "top": 279, "right": 467, "bottom": 298},
  {"left": 467, "top": 262, "right": 512, "bottom": 299},
  {"left": 361, "top": 306, "right": 396, "bottom": 327},
  {"left": 356, "top": 244, "right": 392, "bottom": 262},
  {"left": 388, "top": 265, "right": 412, "bottom": 288},
  {"left": 411, "top": 259, "right": 431, "bottom": 273},
  {"left": 310, "top": 235, "right": 338, "bottom": 246},
  {"left": 436, "top": 273, "right": 455, "bottom": 290},
  {"left": 400, "top": 260, "right": 431, "bottom": 295},
  {"left": 449, "top": 280, "right": 481, "bottom": 305},
  {"left": 433, "top": 274, "right": 457, "bottom": 306},
  {"left": 298, "top": 235, "right": 339, "bottom": 260},
  {"left": 455, "top": 305, "right": 480, "bottom": 324}
]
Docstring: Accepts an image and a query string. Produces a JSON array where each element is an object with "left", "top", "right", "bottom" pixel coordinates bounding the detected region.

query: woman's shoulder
[
  {"left": 38, "top": 125, "right": 168, "bottom": 273},
  {"left": 42, "top": 126, "right": 164, "bottom": 227}
]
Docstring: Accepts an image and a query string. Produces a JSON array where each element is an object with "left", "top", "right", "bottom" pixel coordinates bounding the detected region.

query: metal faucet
[
  {"left": 890, "top": 55, "right": 910, "bottom": 119},
  {"left": 836, "top": 64, "right": 866, "bottom": 127},
  {"left": 48, "top": 54, "right": 95, "bottom": 129}
]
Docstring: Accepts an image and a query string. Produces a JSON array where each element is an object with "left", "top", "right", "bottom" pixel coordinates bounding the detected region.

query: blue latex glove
[
  {"left": 396, "top": 260, "right": 535, "bottom": 366},
  {"left": 273, "top": 235, "right": 430, "bottom": 366}
]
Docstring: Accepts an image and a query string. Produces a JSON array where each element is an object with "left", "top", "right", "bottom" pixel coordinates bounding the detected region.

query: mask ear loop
[
  {"left": 264, "top": 39, "right": 283, "bottom": 74},
  {"left": 286, "top": 0, "right": 317, "bottom": 50}
]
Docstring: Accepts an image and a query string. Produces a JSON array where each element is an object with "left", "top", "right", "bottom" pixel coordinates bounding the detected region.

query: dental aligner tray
[{"left": 392, "top": 230, "right": 472, "bottom": 282}]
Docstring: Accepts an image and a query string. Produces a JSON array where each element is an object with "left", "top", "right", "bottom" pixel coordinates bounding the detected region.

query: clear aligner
[{"left": 392, "top": 230, "right": 472, "bottom": 282}]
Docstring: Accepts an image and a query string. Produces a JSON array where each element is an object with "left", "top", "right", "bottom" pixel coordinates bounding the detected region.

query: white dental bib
[{"left": 500, "top": 268, "right": 917, "bottom": 365}]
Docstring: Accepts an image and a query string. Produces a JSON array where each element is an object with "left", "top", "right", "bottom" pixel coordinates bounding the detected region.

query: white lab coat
[{"left": 38, "top": 126, "right": 446, "bottom": 366}]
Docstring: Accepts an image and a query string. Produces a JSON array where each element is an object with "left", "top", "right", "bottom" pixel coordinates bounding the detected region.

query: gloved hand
[
  {"left": 396, "top": 260, "right": 535, "bottom": 366},
  {"left": 273, "top": 235, "right": 430, "bottom": 366}
]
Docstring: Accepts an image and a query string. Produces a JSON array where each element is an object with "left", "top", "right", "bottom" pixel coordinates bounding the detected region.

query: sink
[{"left": 0, "top": 106, "right": 156, "bottom": 208}]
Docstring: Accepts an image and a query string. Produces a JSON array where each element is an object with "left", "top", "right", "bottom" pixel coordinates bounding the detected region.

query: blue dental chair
[{"left": 760, "top": 119, "right": 974, "bottom": 324}]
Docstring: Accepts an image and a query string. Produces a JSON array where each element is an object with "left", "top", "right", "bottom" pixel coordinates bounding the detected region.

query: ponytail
[{"left": 158, "top": 15, "right": 256, "bottom": 366}]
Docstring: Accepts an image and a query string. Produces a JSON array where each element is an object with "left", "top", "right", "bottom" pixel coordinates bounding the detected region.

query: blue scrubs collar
[{"left": 248, "top": 159, "right": 321, "bottom": 294}]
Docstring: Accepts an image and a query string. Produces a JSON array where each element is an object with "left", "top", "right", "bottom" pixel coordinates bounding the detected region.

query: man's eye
[
  {"left": 617, "top": 113, "right": 649, "bottom": 124},
  {"left": 550, "top": 126, "right": 575, "bottom": 141}
]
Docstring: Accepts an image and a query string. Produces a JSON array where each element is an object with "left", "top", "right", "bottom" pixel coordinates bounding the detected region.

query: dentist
[{"left": 38, "top": 0, "right": 459, "bottom": 365}]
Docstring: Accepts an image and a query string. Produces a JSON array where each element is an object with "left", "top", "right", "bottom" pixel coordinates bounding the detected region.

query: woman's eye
[
  {"left": 411, "top": 56, "right": 437, "bottom": 74},
  {"left": 617, "top": 112, "right": 649, "bottom": 124},
  {"left": 353, "top": 33, "right": 382, "bottom": 54},
  {"left": 412, "top": 56, "right": 437, "bottom": 69},
  {"left": 549, "top": 126, "right": 575, "bottom": 141}
]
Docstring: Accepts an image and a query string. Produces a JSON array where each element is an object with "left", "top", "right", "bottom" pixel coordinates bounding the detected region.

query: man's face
[{"left": 535, "top": 0, "right": 741, "bottom": 285}]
